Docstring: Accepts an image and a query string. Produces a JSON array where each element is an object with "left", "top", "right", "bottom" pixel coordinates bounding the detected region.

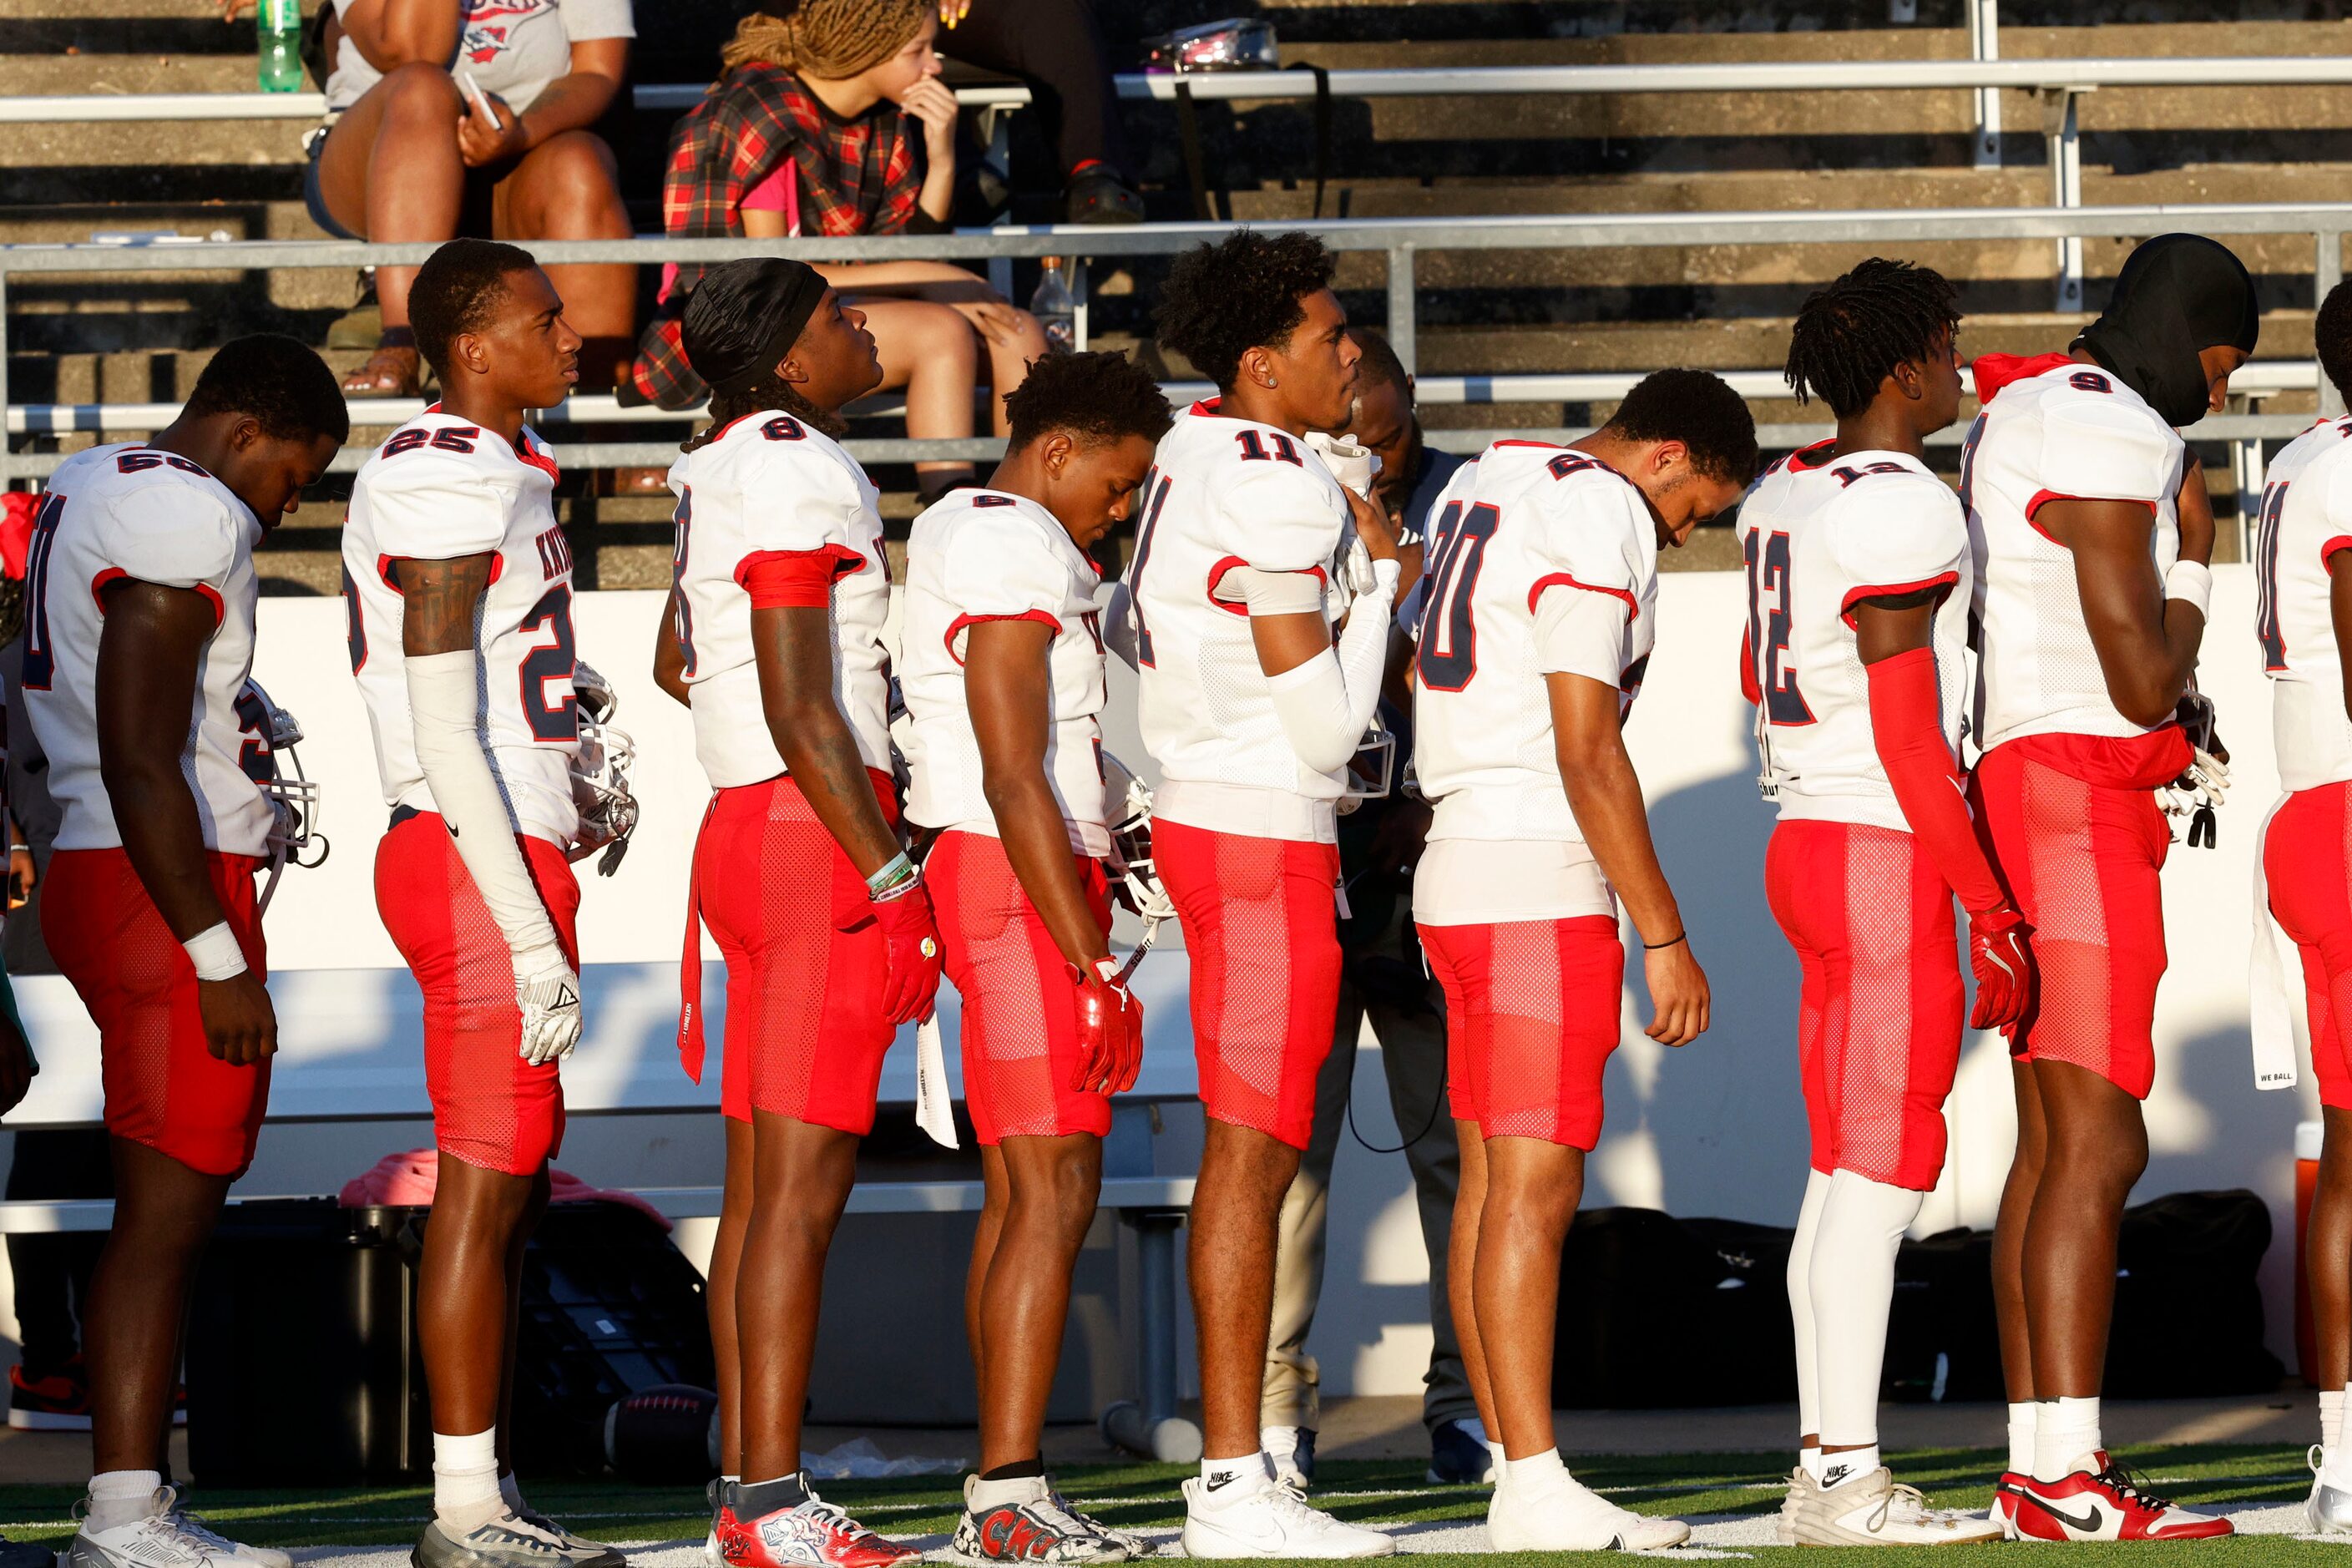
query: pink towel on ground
[{"left": 338, "top": 1147, "right": 672, "bottom": 1232}]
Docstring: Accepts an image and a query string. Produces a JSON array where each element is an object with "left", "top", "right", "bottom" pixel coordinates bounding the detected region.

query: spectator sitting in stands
[
  {"left": 928, "top": 0, "right": 1143, "bottom": 224},
  {"left": 304, "top": 0, "right": 639, "bottom": 398},
  {"left": 629, "top": 0, "right": 1048, "bottom": 500}
]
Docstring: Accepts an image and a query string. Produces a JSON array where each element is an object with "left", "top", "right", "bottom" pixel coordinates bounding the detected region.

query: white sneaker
[
  {"left": 68, "top": 1488, "right": 281, "bottom": 1568},
  {"left": 1179, "top": 1476, "right": 1394, "bottom": 1559},
  {"left": 166, "top": 1499, "right": 291, "bottom": 1568},
  {"left": 1486, "top": 1471, "right": 1689, "bottom": 1553},
  {"left": 1777, "top": 1466, "right": 1813, "bottom": 1545},
  {"left": 1792, "top": 1468, "right": 2001, "bottom": 1546},
  {"left": 2313, "top": 1447, "right": 2352, "bottom": 1535},
  {"left": 1260, "top": 1427, "right": 1312, "bottom": 1493}
]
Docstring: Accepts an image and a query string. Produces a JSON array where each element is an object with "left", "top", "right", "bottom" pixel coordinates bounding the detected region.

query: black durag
[
  {"left": 680, "top": 256, "right": 829, "bottom": 395},
  {"left": 2073, "top": 233, "right": 2260, "bottom": 427}
]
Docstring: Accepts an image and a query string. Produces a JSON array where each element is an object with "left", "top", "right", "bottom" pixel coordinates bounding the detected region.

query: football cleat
[
  {"left": 2308, "top": 1446, "right": 2352, "bottom": 1534},
  {"left": 509, "top": 1507, "right": 622, "bottom": 1568},
  {"left": 7, "top": 1355, "right": 90, "bottom": 1429},
  {"left": 68, "top": 1487, "right": 281, "bottom": 1568},
  {"left": 707, "top": 1479, "right": 730, "bottom": 1565},
  {"left": 1179, "top": 1475, "right": 1395, "bottom": 1559},
  {"left": 1790, "top": 1468, "right": 2002, "bottom": 1546},
  {"left": 167, "top": 1496, "right": 291, "bottom": 1568},
  {"left": 1999, "top": 1454, "right": 2233, "bottom": 1541},
  {"left": 1426, "top": 1419, "right": 1494, "bottom": 1487},
  {"left": 1776, "top": 1465, "right": 1814, "bottom": 1545},
  {"left": 1049, "top": 1490, "right": 1144, "bottom": 1560},
  {"left": 412, "top": 1514, "right": 578, "bottom": 1568},
  {"left": 953, "top": 1475, "right": 1131, "bottom": 1563},
  {"left": 720, "top": 1491, "right": 917, "bottom": 1568},
  {"left": 1262, "top": 1427, "right": 1315, "bottom": 1493},
  {"left": 1485, "top": 1470, "right": 1688, "bottom": 1554}
]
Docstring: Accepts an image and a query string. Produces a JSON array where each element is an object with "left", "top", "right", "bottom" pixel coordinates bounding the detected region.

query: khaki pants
[{"left": 1260, "top": 908, "right": 1474, "bottom": 1435}]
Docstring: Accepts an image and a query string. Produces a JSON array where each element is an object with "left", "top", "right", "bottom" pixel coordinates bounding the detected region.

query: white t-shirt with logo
[{"left": 326, "top": 0, "right": 637, "bottom": 115}]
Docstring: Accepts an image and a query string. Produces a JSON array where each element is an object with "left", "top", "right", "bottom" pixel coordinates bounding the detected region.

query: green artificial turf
[{"left": 0, "top": 1448, "right": 2337, "bottom": 1560}]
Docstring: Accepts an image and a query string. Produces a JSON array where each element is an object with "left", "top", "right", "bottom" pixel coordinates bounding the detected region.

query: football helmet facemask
[
  {"left": 569, "top": 659, "right": 640, "bottom": 876},
  {"left": 240, "top": 678, "right": 326, "bottom": 915},
  {"left": 1101, "top": 751, "right": 1176, "bottom": 956}
]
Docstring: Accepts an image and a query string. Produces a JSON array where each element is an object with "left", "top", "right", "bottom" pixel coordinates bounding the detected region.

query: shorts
[
  {"left": 2265, "top": 780, "right": 2352, "bottom": 1110},
  {"left": 1971, "top": 734, "right": 2179, "bottom": 1100},
  {"left": 43, "top": 847, "right": 269, "bottom": 1179},
  {"left": 1764, "top": 819, "right": 1964, "bottom": 1190},
  {"left": 1154, "top": 818, "right": 1340, "bottom": 1150},
  {"left": 376, "top": 810, "right": 581, "bottom": 1177},
  {"left": 928, "top": 829, "right": 1114, "bottom": 1146},
  {"left": 696, "top": 771, "right": 898, "bottom": 1134},
  {"left": 302, "top": 119, "right": 503, "bottom": 243},
  {"left": 1418, "top": 915, "right": 1622, "bottom": 1150}
]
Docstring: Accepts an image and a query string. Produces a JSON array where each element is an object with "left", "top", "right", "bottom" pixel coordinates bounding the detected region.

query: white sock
[
  {"left": 1810, "top": 1171, "right": 1920, "bottom": 1469},
  {"left": 1798, "top": 1444, "right": 1821, "bottom": 1484},
  {"left": 2033, "top": 1397, "right": 2101, "bottom": 1483},
  {"left": 1817, "top": 1446, "right": 1880, "bottom": 1490},
  {"left": 499, "top": 1472, "right": 526, "bottom": 1515},
  {"left": 1198, "top": 1453, "right": 1269, "bottom": 1502},
  {"left": 1787, "top": 1169, "right": 1831, "bottom": 1444},
  {"left": 2325, "top": 1389, "right": 2345, "bottom": 1457},
  {"left": 969, "top": 1473, "right": 1047, "bottom": 1510},
  {"left": 432, "top": 1430, "right": 503, "bottom": 1529},
  {"left": 85, "top": 1470, "right": 163, "bottom": 1535},
  {"left": 1500, "top": 1448, "right": 1567, "bottom": 1495},
  {"left": 2007, "top": 1402, "right": 2036, "bottom": 1475},
  {"left": 1260, "top": 1424, "right": 1301, "bottom": 1459}
]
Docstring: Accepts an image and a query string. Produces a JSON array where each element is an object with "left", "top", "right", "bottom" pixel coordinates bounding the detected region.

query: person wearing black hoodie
[{"left": 1961, "top": 232, "right": 2257, "bottom": 1543}]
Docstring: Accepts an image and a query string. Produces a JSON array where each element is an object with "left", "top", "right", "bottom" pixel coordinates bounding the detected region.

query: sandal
[{"left": 342, "top": 328, "right": 421, "bottom": 397}]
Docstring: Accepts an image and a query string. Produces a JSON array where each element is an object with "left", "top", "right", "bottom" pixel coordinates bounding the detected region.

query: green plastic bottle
[{"left": 258, "top": 0, "right": 303, "bottom": 93}]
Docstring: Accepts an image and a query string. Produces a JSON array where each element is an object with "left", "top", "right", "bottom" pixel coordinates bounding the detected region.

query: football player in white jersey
[
  {"left": 1742, "top": 260, "right": 2022, "bottom": 1546},
  {"left": 900, "top": 351, "right": 1168, "bottom": 1563},
  {"left": 1133, "top": 230, "right": 1400, "bottom": 1559},
  {"left": 2253, "top": 280, "right": 2352, "bottom": 1533},
  {"left": 1410, "top": 371, "right": 1748, "bottom": 1552},
  {"left": 660, "top": 257, "right": 942, "bottom": 1568},
  {"left": 1965, "top": 233, "right": 2254, "bottom": 1541},
  {"left": 341, "top": 240, "right": 617, "bottom": 1568},
  {"left": 22, "top": 336, "right": 346, "bottom": 1568}
]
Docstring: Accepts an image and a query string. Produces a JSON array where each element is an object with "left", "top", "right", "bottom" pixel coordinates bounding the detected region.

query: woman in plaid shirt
[{"left": 630, "top": 0, "right": 1047, "bottom": 499}]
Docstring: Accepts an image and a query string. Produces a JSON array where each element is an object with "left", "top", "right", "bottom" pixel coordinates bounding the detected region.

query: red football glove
[
  {"left": 873, "top": 884, "right": 944, "bottom": 1027},
  {"left": 1070, "top": 958, "right": 1144, "bottom": 1096},
  {"left": 1967, "top": 903, "right": 2035, "bottom": 1032}
]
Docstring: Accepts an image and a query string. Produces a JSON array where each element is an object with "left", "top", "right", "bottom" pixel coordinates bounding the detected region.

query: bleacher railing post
[
  {"left": 2324, "top": 229, "right": 2347, "bottom": 419},
  {"left": 1388, "top": 243, "right": 1417, "bottom": 375},
  {"left": 2041, "top": 87, "right": 2086, "bottom": 312},
  {"left": 1970, "top": 0, "right": 2001, "bottom": 169}
]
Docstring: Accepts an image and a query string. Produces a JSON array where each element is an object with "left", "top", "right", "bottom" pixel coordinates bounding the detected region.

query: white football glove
[{"left": 515, "top": 950, "right": 584, "bottom": 1065}]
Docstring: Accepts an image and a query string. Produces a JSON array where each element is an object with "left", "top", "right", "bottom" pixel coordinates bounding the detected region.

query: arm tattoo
[{"left": 397, "top": 553, "right": 494, "bottom": 657}]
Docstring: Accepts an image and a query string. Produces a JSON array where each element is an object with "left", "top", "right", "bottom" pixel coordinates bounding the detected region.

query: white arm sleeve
[
  {"left": 406, "top": 650, "right": 566, "bottom": 974},
  {"left": 1258, "top": 559, "right": 1401, "bottom": 773}
]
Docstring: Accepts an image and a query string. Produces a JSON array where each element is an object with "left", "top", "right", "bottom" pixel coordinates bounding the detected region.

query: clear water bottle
[
  {"left": 1029, "top": 257, "right": 1076, "bottom": 354},
  {"left": 258, "top": 0, "right": 303, "bottom": 93}
]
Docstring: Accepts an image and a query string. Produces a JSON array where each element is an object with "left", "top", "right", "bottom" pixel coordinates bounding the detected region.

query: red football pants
[
  {"left": 2266, "top": 780, "right": 2352, "bottom": 1110},
  {"left": 1419, "top": 915, "right": 1622, "bottom": 1151}
]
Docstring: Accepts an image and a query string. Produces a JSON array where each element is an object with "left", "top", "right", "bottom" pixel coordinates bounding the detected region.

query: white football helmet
[
  {"left": 1101, "top": 751, "right": 1176, "bottom": 955},
  {"left": 240, "top": 679, "right": 325, "bottom": 916},
  {"left": 569, "top": 659, "right": 640, "bottom": 875}
]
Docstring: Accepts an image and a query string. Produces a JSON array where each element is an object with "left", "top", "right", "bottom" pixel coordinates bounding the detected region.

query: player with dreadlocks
[{"left": 1737, "top": 257, "right": 2025, "bottom": 1546}]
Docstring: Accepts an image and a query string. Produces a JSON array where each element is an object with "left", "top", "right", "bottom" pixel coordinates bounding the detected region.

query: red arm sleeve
[{"left": 1865, "top": 646, "right": 2008, "bottom": 914}]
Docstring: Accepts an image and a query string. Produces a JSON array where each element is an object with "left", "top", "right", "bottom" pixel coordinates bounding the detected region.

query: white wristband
[
  {"left": 2164, "top": 559, "right": 2213, "bottom": 620},
  {"left": 182, "top": 922, "right": 248, "bottom": 982}
]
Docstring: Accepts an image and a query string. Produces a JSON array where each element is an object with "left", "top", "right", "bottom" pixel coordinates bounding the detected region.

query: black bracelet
[{"left": 1644, "top": 932, "right": 1687, "bottom": 951}]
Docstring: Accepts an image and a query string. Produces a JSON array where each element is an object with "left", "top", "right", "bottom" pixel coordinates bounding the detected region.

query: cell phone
[{"left": 459, "top": 70, "right": 503, "bottom": 130}]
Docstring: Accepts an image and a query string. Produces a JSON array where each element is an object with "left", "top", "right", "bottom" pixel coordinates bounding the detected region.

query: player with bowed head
[
  {"left": 1409, "top": 372, "right": 1749, "bottom": 1552},
  {"left": 898, "top": 350, "right": 1169, "bottom": 1563},
  {"left": 342, "top": 239, "right": 623, "bottom": 1568},
  {"left": 1129, "top": 229, "right": 1401, "bottom": 1559},
  {"left": 2251, "top": 278, "right": 2352, "bottom": 1534},
  {"left": 1966, "top": 232, "right": 2253, "bottom": 1541},
  {"left": 1739, "top": 260, "right": 2024, "bottom": 1546},
  {"left": 24, "top": 336, "right": 345, "bottom": 1568},
  {"left": 660, "top": 256, "right": 943, "bottom": 1568}
]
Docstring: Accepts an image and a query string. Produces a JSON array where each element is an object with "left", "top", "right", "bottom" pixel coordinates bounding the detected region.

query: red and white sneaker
[
  {"left": 2000, "top": 1454, "right": 2233, "bottom": 1541},
  {"left": 719, "top": 1490, "right": 919, "bottom": 1568},
  {"left": 1989, "top": 1473, "right": 2024, "bottom": 1539}
]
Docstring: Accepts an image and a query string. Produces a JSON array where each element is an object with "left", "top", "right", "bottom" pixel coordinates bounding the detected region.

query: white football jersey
[
  {"left": 342, "top": 408, "right": 581, "bottom": 847},
  {"left": 1130, "top": 402, "right": 1354, "bottom": 829},
  {"left": 1411, "top": 441, "right": 1658, "bottom": 844},
  {"left": 1964, "top": 357, "right": 2186, "bottom": 751},
  {"left": 23, "top": 443, "right": 275, "bottom": 857},
  {"left": 665, "top": 411, "right": 892, "bottom": 789},
  {"left": 1738, "top": 442, "right": 1973, "bottom": 832},
  {"left": 901, "top": 488, "right": 1110, "bottom": 855},
  {"left": 2255, "top": 414, "right": 2352, "bottom": 791}
]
